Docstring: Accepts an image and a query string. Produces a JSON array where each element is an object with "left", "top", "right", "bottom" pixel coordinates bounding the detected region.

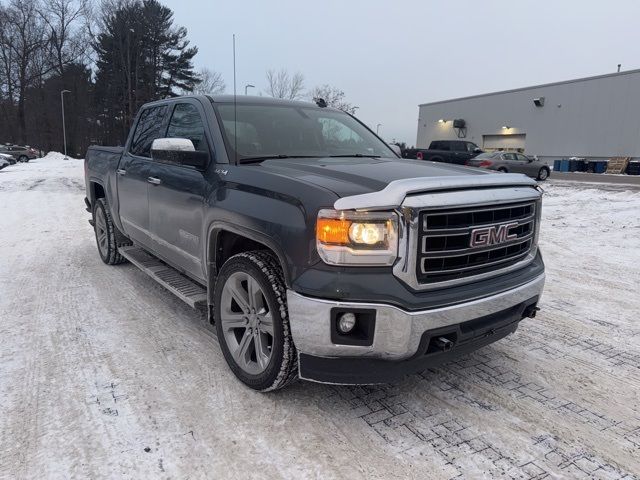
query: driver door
[
  {"left": 515, "top": 153, "right": 538, "bottom": 177},
  {"left": 147, "top": 101, "right": 210, "bottom": 281}
]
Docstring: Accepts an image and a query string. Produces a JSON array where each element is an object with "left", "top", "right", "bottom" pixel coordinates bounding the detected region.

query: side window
[
  {"left": 515, "top": 154, "right": 528, "bottom": 162},
  {"left": 130, "top": 105, "right": 169, "bottom": 157},
  {"left": 466, "top": 143, "right": 477, "bottom": 153},
  {"left": 503, "top": 153, "right": 517, "bottom": 161},
  {"left": 166, "top": 103, "right": 208, "bottom": 152}
]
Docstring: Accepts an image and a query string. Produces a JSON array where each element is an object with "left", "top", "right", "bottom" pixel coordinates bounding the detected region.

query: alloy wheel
[
  {"left": 219, "top": 271, "right": 274, "bottom": 375},
  {"left": 95, "top": 207, "right": 108, "bottom": 257}
]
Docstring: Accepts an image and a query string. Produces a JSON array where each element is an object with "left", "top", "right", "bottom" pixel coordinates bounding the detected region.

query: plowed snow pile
[{"left": 1, "top": 156, "right": 639, "bottom": 479}]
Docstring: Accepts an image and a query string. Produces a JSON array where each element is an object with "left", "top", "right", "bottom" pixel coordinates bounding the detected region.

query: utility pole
[
  {"left": 244, "top": 84, "right": 255, "bottom": 95},
  {"left": 61, "top": 90, "right": 71, "bottom": 160}
]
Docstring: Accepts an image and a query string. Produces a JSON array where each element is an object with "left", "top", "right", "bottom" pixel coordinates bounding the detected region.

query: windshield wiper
[
  {"left": 238, "top": 154, "right": 320, "bottom": 164},
  {"left": 328, "top": 154, "right": 381, "bottom": 158}
]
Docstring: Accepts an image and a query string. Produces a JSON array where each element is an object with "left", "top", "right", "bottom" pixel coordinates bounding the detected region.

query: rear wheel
[
  {"left": 537, "top": 167, "right": 550, "bottom": 181},
  {"left": 93, "top": 198, "right": 129, "bottom": 265},
  {"left": 498, "top": 167, "right": 508, "bottom": 173},
  {"left": 214, "top": 251, "right": 297, "bottom": 391},
  {"left": 18, "top": 155, "right": 28, "bottom": 163}
]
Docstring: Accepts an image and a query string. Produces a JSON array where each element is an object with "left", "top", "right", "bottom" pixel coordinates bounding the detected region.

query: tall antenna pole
[{"left": 233, "top": 34, "right": 238, "bottom": 165}]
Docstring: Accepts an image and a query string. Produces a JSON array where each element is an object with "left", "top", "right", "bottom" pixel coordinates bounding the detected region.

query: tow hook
[
  {"left": 524, "top": 305, "right": 540, "bottom": 319},
  {"left": 434, "top": 337, "right": 454, "bottom": 352}
]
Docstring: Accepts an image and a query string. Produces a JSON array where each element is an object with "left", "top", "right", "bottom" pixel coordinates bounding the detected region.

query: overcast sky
[{"left": 162, "top": 0, "right": 640, "bottom": 145}]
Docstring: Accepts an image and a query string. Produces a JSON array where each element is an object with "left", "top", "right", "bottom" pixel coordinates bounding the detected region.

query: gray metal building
[{"left": 416, "top": 69, "right": 640, "bottom": 163}]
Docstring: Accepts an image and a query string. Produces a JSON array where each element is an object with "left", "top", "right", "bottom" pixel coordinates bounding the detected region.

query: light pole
[
  {"left": 244, "top": 84, "right": 255, "bottom": 95},
  {"left": 61, "top": 89, "right": 71, "bottom": 160},
  {"left": 376, "top": 123, "right": 382, "bottom": 135}
]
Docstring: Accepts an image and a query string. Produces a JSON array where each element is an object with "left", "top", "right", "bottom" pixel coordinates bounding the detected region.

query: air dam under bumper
[{"left": 287, "top": 273, "right": 545, "bottom": 384}]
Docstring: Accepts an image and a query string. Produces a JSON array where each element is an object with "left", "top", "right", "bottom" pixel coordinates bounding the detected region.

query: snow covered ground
[{"left": 1, "top": 155, "right": 639, "bottom": 479}]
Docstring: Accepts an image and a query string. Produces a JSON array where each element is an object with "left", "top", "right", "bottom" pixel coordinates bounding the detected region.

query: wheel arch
[
  {"left": 206, "top": 222, "right": 292, "bottom": 295},
  {"left": 89, "top": 180, "right": 106, "bottom": 205}
]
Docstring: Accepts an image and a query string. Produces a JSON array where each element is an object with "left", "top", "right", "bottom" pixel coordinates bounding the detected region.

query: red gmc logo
[{"left": 470, "top": 222, "right": 519, "bottom": 248}]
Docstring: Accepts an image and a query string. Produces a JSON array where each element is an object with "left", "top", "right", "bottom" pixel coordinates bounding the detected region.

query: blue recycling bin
[
  {"left": 626, "top": 162, "right": 640, "bottom": 175},
  {"left": 553, "top": 160, "right": 561, "bottom": 171},
  {"left": 559, "top": 159, "right": 570, "bottom": 172},
  {"left": 594, "top": 161, "right": 607, "bottom": 174}
]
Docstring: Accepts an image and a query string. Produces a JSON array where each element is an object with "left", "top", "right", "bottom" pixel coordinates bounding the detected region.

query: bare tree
[
  {"left": 1, "top": 0, "right": 53, "bottom": 144},
  {"left": 38, "top": 0, "right": 91, "bottom": 76},
  {"left": 309, "top": 84, "right": 357, "bottom": 114},
  {"left": 192, "top": 67, "right": 225, "bottom": 95},
  {"left": 265, "top": 68, "right": 304, "bottom": 100}
]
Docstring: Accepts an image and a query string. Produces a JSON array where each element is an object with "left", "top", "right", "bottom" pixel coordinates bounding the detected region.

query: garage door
[{"left": 482, "top": 134, "right": 526, "bottom": 152}]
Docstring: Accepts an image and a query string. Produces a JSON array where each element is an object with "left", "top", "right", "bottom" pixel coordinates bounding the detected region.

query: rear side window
[
  {"left": 130, "top": 105, "right": 169, "bottom": 157},
  {"left": 431, "top": 141, "right": 450, "bottom": 151},
  {"left": 166, "top": 103, "right": 208, "bottom": 152}
]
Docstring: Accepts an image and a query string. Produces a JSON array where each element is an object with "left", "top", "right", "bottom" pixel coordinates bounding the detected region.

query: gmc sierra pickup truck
[
  {"left": 403, "top": 140, "right": 483, "bottom": 165},
  {"left": 84, "top": 95, "right": 545, "bottom": 391}
]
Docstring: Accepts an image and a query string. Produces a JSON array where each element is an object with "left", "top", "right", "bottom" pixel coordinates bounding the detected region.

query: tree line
[{"left": 0, "top": 0, "right": 356, "bottom": 157}]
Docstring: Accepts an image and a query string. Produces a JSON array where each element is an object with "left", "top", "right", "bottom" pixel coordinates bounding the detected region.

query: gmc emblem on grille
[{"left": 469, "top": 222, "right": 519, "bottom": 248}]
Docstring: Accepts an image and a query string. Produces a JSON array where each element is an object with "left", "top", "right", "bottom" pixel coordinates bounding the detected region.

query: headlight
[{"left": 316, "top": 209, "right": 398, "bottom": 265}]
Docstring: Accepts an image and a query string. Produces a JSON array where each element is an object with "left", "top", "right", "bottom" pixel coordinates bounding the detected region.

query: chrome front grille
[{"left": 416, "top": 202, "right": 536, "bottom": 284}]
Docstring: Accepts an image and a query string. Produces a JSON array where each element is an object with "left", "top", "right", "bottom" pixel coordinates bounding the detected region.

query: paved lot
[{"left": 1, "top": 157, "right": 639, "bottom": 479}]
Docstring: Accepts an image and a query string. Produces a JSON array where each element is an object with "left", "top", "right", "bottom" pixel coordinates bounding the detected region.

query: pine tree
[{"left": 93, "top": 0, "right": 199, "bottom": 144}]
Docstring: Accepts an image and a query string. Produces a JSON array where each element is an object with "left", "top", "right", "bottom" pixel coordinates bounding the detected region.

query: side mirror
[
  {"left": 473, "top": 147, "right": 483, "bottom": 154},
  {"left": 151, "top": 138, "right": 209, "bottom": 169},
  {"left": 389, "top": 144, "right": 402, "bottom": 157}
]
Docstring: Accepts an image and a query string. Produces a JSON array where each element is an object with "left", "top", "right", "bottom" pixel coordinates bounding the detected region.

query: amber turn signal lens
[{"left": 316, "top": 218, "right": 351, "bottom": 245}]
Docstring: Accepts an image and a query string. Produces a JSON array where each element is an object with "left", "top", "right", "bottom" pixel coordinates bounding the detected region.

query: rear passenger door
[
  {"left": 117, "top": 104, "right": 170, "bottom": 248},
  {"left": 502, "top": 153, "right": 519, "bottom": 171},
  {"left": 147, "top": 101, "right": 210, "bottom": 281}
]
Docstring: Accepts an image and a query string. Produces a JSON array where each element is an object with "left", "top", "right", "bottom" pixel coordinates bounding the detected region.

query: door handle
[
  {"left": 147, "top": 176, "right": 162, "bottom": 185},
  {"left": 116, "top": 169, "right": 126, "bottom": 175}
]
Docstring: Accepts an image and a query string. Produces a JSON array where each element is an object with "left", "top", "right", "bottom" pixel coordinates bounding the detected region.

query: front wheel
[
  {"left": 214, "top": 251, "right": 298, "bottom": 391},
  {"left": 537, "top": 167, "right": 550, "bottom": 181},
  {"left": 18, "top": 155, "right": 28, "bottom": 163}
]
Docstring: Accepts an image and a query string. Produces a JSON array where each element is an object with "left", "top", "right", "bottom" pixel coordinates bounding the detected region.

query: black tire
[
  {"left": 537, "top": 167, "right": 550, "bottom": 181},
  {"left": 93, "top": 198, "right": 130, "bottom": 265},
  {"left": 214, "top": 251, "right": 298, "bottom": 392},
  {"left": 498, "top": 167, "right": 508, "bottom": 173},
  {"left": 18, "top": 155, "right": 28, "bottom": 163}
]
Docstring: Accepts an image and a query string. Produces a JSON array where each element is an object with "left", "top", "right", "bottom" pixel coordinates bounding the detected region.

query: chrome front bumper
[{"left": 287, "top": 273, "right": 545, "bottom": 361}]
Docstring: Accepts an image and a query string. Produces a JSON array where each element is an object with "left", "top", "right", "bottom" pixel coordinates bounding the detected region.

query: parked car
[
  {"left": 0, "top": 144, "right": 38, "bottom": 162},
  {"left": 466, "top": 152, "right": 551, "bottom": 180},
  {"left": 403, "top": 140, "right": 483, "bottom": 165},
  {"left": 84, "top": 95, "right": 545, "bottom": 391},
  {"left": 0, "top": 155, "right": 10, "bottom": 170}
]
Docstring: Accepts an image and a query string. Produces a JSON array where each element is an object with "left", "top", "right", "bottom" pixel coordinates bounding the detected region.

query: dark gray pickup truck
[
  {"left": 403, "top": 140, "right": 483, "bottom": 165},
  {"left": 84, "top": 95, "right": 545, "bottom": 391}
]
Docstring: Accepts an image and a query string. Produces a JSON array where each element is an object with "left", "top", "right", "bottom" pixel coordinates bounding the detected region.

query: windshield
[{"left": 212, "top": 102, "right": 394, "bottom": 161}]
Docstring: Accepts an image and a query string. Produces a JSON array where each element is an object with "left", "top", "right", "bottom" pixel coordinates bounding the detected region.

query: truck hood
[
  {"left": 256, "top": 156, "right": 538, "bottom": 211},
  {"left": 257, "top": 156, "right": 489, "bottom": 197}
]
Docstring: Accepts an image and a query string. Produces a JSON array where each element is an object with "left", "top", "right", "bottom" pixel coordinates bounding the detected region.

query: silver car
[
  {"left": 0, "top": 144, "right": 38, "bottom": 163},
  {"left": 466, "top": 152, "right": 550, "bottom": 181},
  {"left": 0, "top": 155, "right": 10, "bottom": 170}
]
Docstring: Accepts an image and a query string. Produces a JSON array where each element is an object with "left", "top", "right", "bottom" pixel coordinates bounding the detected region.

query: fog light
[{"left": 338, "top": 312, "right": 356, "bottom": 333}]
